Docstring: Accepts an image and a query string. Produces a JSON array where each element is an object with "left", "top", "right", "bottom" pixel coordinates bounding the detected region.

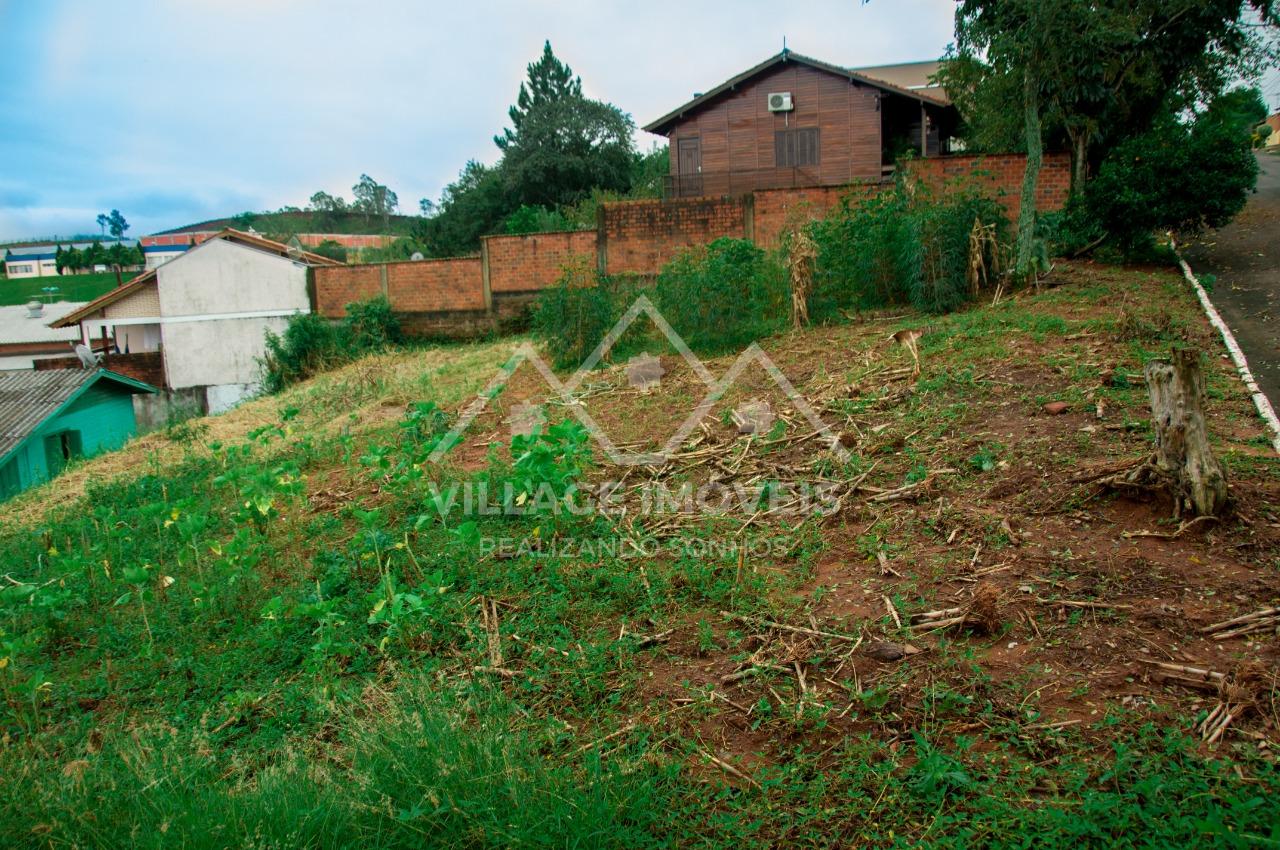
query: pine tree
[{"left": 495, "top": 41, "right": 582, "bottom": 151}]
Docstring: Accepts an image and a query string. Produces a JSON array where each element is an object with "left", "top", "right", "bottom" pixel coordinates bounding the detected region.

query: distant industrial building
[{"left": 3, "top": 241, "right": 140, "bottom": 278}]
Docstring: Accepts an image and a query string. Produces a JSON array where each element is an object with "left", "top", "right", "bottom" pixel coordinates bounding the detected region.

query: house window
[
  {"left": 775, "top": 128, "right": 820, "bottom": 167},
  {"left": 8, "top": 264, "right": 34, "bottom": 274}
]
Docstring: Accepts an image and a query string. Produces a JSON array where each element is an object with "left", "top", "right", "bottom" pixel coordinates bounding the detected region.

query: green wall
[{"left": 0, "top": 381, "right": 142, "bottom": 501}]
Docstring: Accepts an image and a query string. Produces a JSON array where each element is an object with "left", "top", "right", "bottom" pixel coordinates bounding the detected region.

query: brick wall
[
  {"left": 484, "top": 230, "right": 596, "bottom": 293},
  {"left": 315, "top": 258, "right": 484, "bottom": 318},
  {"left": 311, "top": 152, "right": 1069, "bottom": 337},
  {"left": 753, "top": 184, "right": 869, "bottom": 248},
  {"left": 387, "top": 258, "right": 484, "bottom": 313},
  {"left": 314, "top": 264, "right": 384, "bottom": 317},
  {"left": 907, "top": 152, "right": 1070, "bottom": 224},
  {"left": 36, "top": 352, "right": 166, "bottom": 388},
  {"left": 600, "top": 196, "right": 748, "bottom": 276}
]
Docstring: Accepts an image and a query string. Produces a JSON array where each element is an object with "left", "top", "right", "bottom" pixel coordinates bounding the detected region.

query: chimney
[{"left": 26, "top": 300, "right": 43, "bottom": 319}]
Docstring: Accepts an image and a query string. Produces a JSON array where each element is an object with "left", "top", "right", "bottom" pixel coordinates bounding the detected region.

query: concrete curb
[{"left": 1173, "top": 242, "right": 1280, "bottom": 454}]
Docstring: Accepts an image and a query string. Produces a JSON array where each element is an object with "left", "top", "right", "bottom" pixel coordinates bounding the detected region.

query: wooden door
[{"left": 676, "top": 137, "right": 702, "bottom": 197}]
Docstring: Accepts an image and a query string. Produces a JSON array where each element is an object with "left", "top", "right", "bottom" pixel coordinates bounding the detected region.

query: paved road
[{"left": 1184, "top": 152, "right": 1280, "bottom": 407}]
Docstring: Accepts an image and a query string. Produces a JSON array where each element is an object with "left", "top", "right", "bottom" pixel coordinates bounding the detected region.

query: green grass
[
  {"left": 0, "top": 265, "right": 1277, "bottom": 846},
  {"left": 0, "top": 272, "right": 124, "bottom": 306}
]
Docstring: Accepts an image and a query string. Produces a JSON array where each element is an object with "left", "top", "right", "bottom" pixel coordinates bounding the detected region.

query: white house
[{"left": 52, "top": 229, "right": 341, "bottom": 413}]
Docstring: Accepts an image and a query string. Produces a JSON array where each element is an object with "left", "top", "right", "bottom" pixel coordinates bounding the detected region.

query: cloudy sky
[
  {"left": 0, "top": 0, "right": 963, "bottom": 240},
  {"left": 1, "top": 1, "right": 1275, "bottom": 242}
]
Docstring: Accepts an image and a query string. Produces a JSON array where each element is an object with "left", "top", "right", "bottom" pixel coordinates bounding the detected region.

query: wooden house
[{"left": 643, "top": 50, "right": 959, "bottom": 197}]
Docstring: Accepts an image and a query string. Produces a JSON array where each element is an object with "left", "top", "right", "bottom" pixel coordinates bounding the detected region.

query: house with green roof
[{"left": 0, "top": 368, "right": 156, "bottom": 502}]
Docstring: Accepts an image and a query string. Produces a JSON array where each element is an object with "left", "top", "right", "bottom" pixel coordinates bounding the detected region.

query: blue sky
[{"left": 1, "top": 1, "right": 1275, "bottom": 242}]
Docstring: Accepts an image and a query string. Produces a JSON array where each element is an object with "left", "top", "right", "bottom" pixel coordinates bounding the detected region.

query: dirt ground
[{"left": 444, "top": 260, "right": 1280, "bottom": 772}]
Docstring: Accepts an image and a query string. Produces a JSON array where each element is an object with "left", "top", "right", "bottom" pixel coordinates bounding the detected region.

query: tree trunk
[
  {"left": 1142, "top": 348, "right": 1229, "bottom": 517},
  {"left": 1067, "top": 127, "right": 1088, "bottom": 199},
  {"left": 1015, "top": 63, "right": 1043, "bottom": 281}
]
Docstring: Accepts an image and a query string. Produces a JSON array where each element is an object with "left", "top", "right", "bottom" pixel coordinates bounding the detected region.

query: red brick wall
[
  {"left": 37, "top": 352, "right": 166, "bottom": 388},
  {"left": 386, "top": 258, "right": 484, "bottom": 313},
  {"left": 906, "top": 152, "right": 1070, "bottom": 224},
  {"left": 310, "top": 152, "right": 1069, "bottom": 336},
  {"left": 314, "top": 258, "right": 484, "bottom": 317},
  {"left": 753, "top": 184, "right": 871, "bottom": 248},
  {"left": 601, "top": 196, "right": 748, "bottom": 276},
  {"left": 314, "top": 264, "right": 384, "bottom": 317},
  {"left": 484, "top": 230, "right": 596, "bottom": 293}
]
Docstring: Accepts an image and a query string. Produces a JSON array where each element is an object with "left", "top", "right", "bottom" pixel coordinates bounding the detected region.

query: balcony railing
[{"left": 662, "top": 167, "right": 825, "bottom": 199}]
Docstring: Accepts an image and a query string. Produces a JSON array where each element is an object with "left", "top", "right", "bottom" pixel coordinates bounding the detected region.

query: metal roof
[
  {"left": 6, "top": 241, "right": 140, "bottom": 260},
  {"left": 0, "top": 368, "right": 155, "bottom": 464},
  {"left": 0, "top": 302, "right": 86, "bottom": 345},
  {"left": 643, "top": 49, "right": 951, "bottom": 135},
  {"left": 51, "top": 228, "right": 342, "bottom": 328}
]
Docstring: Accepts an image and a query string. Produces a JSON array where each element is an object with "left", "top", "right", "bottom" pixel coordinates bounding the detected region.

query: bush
[
  {"left": 309, "top": 239, "right": 348, "bottom": 262},
  {"left": 343, "top": 294, "right": 403, "bottom": 350},
  {"left": 261, "top": 295, "right": 402, "bottom": 392},
  {"left": 532, "top": 259, "right": 639, "bottom": 368},
  {"left": 1069, "top": 88, "right": 1264, "bottom": 255},
  {"left": 502, "top": 204, "right": 578, "bottom": 234},
  {"left": 652, "top": 238, "right": 789, "bottom": 353},
  {"left": 810, "top": 177, "right": 1007, "bottom": 317}
]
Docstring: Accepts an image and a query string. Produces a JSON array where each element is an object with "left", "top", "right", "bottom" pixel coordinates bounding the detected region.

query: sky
[
  {"left": 0, "top": 0, "right": 962, "bottom": 241},
  {"left": 0, "top": 1, "right": 1276, "bottom": 243}
]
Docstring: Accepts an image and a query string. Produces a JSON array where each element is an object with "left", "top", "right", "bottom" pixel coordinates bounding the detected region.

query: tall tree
[
  {"left": 352, "top": 175, "right": 399, "bottom": 230},
  {"left": 953, "top": 0, "right": 1277, "bottom": 276},
  {"left": 106, "top": 209, "right": 129, "bottom": 241},
  {"left": 955, "top": 0, "right": 1063, "bottom": 278},
  {"left": 495, "top": 41, "right": 582, "bottom": 151},
  {"left": 499, "top": 95, "right": 636, "bottom": 208},
  {"left": 950, "top": 0, "right": 1278, "bottom": 199},
  {"left": 96, "top": 213, "right": 108, "bottom": 238}
]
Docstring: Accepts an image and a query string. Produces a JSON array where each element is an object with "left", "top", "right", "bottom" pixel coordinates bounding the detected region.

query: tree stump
[{"left": 1132, "top": 348, "right": 1229, "bottom": 517}]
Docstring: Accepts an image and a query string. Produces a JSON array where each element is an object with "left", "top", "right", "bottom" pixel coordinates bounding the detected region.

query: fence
[{"left": 313, "top": 152, "right": 1071, "bottom": 338}]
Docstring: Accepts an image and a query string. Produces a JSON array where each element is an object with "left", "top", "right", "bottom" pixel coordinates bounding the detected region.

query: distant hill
[{"left": 154, "top": 210, "right": 420, "bottom": 238}]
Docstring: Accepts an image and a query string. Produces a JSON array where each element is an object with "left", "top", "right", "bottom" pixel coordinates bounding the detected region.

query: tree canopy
[
  {"left": 495, "top": 40, "right": 583, "bottom": 152},
  {"left": 415, "top": 41, "right": 653, "bottom": 256},
  {"left": 351, "top": 174, "right": 399, "bottom": 229},
  {"left": 947, "top": 0, "right": 1278, "bottom": 270},
  {"left": 948, "top": 0, "right": 1279, "bottom": 192}
]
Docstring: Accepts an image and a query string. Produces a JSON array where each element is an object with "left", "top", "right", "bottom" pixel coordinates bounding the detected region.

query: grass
[
  {"left": 0, "top": 261, "right": 1277, "bottom": 846},
  {"left": 0, "top": 272, "right": 125, "bottom": 306}
]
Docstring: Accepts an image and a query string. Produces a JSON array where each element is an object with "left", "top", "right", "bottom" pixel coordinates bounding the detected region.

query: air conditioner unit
[{"left": 767, "top": 92, "right": 793, "bottom": 112}]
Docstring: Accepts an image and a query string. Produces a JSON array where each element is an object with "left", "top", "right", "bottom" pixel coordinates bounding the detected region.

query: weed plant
[{"left": 262, "top": 295, "right": 403, "bottom": 391}]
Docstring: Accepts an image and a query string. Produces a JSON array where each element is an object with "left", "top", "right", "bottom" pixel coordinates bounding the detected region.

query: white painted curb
[{"left": 1173, "top": 242, "right": 1280, "bottom": 454}]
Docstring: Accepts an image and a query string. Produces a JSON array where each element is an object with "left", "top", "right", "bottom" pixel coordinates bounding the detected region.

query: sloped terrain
[{"left": 1, "top": 260, "right": 1277, "bottom": 848}]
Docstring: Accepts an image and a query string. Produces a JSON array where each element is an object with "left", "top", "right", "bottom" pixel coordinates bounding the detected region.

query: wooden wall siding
[{"left": 666, "top": 63, "right": 882, "bottom": 188}]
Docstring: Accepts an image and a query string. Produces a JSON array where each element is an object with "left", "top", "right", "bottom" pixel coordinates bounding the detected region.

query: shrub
[
  {"left": 531, "top": 259, "right": 638, "bottom": 368},
  {"left": 502, "top": 204, "right": 577, "bottom": 234},
  {"left": 912, "top": 191, "right": 1009, "bottom": 314},
  {"left": 1069, "top": 88, "right": 1264, "bottom": 255},
  {"left": 652, "top": 237, "right": 789, "bottom": 353},
  {"left": 261, "top": 295, "right": 402, "bottom": 392},
  {"left": 810, "top": 178, "right": 1007, "bottom": 317},
  {"left": 309, "top": 239, "right": 348, "bottom": 262},
  {"left": 343, "top": 294, "right": 403, "bottom": 351}
]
